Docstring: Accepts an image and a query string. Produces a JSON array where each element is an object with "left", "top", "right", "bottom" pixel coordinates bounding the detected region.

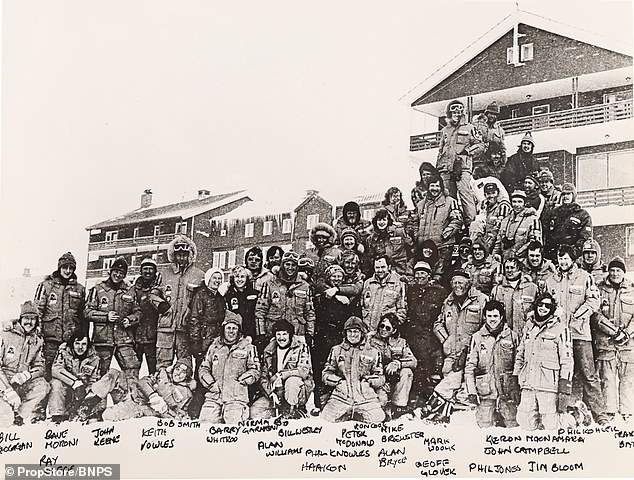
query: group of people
[{"left": 1, "top": 98, "right": 631, "bottom": 431}]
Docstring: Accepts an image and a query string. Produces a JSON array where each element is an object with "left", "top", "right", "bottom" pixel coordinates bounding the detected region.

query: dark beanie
[
  {"left": 608, "top": 256, "right": 626, "bottom": 273},
  {"left": 58, "top": 252, "right": 77, "bottom": 270}
]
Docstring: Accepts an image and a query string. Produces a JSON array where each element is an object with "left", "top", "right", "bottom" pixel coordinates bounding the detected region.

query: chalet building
[
  {"left": 85, "top": 189, "right": 251, "bottom": 288},
  {"left": 201, "top": 190, "right": 334, "bottom": 276},
  {"left": 404, "top": 10, "right": 634, "bottom": 268}
]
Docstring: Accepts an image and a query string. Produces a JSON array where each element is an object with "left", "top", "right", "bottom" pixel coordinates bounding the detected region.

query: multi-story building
[
  {"left": 404, "top": 10, "right": 634, "bottom": 267},
  {"left": 85, "top": 189, "right": 251, "bottom": 288},
  {"left": 201, "top": 190, "right": 334, "bottom": 276}
]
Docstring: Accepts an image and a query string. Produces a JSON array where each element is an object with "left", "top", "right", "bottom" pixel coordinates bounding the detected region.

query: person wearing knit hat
[
  {"left": 593, "top": 255, "right": 633, "bottom": 422},
  {"left": 250, "top": 318, "right": 314, "bottom": 420},
  {"left": 474, "top": 100, "right": 507, "bottom": 173},
  {"left": 198, "top": 308, "right": 259, "bottom": 424},
  {"left": 334, "top": 201, "right": 373, "bottom": 249},
  {"left": 34, "top": 251, "right": 87, "bottom": 385},
  {"left": 579, "top": 238, "right": 608, "bottom": 284},
  {"left": 463, "top": 236, "right": 501, "bottom": 296},
  {"left": 320, "top": 315, "right": 385, "bottom": 423},
  {"left": 423, "top": 266, "right": 488, "bottom": 423},
  {"left": 465, "top": 299, "right": 520, "bottom": 428},
  {"left": 541, "top": 181, "right": 592, "bottom": 261},
  {"left": 545, "top": 243, "right": 610, "bottom": 425},
  {"left": 156, "top": 235, "right": 205, "bottom": 371},
  {"left": 511, "top": 291, "right": 589, "bottom": 430},
  {"left": 339, "top": 226, "right": 365, "bottom": 257},
  {"left": 538, "top": 168, "right": 561, "bottom": 215},
  {"left": 85, "top": 252, "right": 142, "bottom": 378},
  {"left": 436, "top": 99, "right": 485, "bottom": 229},
  {"left": 495, "top": 187, "right": 541, "bottom": 262},
  {"left": 132, "top": 256, "right": 168, "bottom": 376},
  {"left": 500, "top": 131, "right": 539, "bottom": 194},
  {"left": 0, "top": 301, "right": 49, "bottom": 426},
  {"left": 523, "top": 174, "right": 545, "bottom": 216}
]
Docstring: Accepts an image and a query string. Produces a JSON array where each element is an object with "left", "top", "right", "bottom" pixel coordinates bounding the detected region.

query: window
[
  {"left": 153, "top": 225, "right": 163, "bottom": 236},
  {"left": 627, "top": 227, "right": 634, "bottom": 257},
  {"left": 263, "top": 221, "right": 273, "bottom": 236},
  {"left": 577, "top": 149, "right": 634, "bottom": 191},
  {"left": 175, "top": 222, "right": 188, "bottom": 234},
  {"left": 362, "top": 209, "right": 375, "bottom": 222},
  {"left": 220, "top": 229, "right": 227, "bottom": 237},
  {"left": 506, "top": 46, "right": 517, "bottom": 65},
  {"left": 306, "top": 214, "right": 319, "bottom": 231},
  {"left": 102, "top": 258, "right": 115, "bottom": 270},
  {"left": 532, "top": 105, "right": 550, "bottom": 116},
  {"left": 105, "top": 231, "right": 118, "bottom": 242},
  {"left": 228, "top": 250, "right": 237, "bottom": 268},
  {"left": 282, "top": 218, "right": 293, "bottom": 234},
  {"left": 511, "top": 108, "right": 520, "bottom": 119},
  {"left": 244, "top": 223, "right": 254, "bottom": 238},
  {"left": 212, "top": 251, "right": 227, "bottom": 269},
  {"left": 133, "top": 227, "right": 140, "bottom": 238},
  {"left": 520, "top": 43, "right": 534, "bottom": 61}
]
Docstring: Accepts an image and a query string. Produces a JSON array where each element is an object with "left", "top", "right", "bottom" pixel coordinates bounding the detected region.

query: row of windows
[
  {"left": 104, "top": 223, "right": 188, "bottom": 242},
  {"left": 577, "top": 149, "right": 634, "bottom": 191}
]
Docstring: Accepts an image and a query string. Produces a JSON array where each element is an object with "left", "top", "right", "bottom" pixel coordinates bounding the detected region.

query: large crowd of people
[{"left": 1, "top": 99, "right": 631, "bottom": 431}]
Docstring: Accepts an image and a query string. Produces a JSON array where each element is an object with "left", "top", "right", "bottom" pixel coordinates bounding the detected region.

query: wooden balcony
[
  {"left": 577, "top": 186, "right": 634, "bottom": 208},
  {"left": 87, "top": 233, "right": 177, "bottom": 251},
  {"left": 86, "top": 263, "right": 172, "bottom": 279},
  {"left": 410, "top": 99, "right": 633, "bottom": 152}
]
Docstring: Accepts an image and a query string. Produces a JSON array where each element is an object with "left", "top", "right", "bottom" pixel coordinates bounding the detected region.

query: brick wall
[{"left": 595, "top": 224, "right": 634, "bottom": 271}]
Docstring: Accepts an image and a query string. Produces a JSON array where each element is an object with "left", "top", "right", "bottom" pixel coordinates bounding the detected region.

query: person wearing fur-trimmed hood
[
  {"left": 156, "top": 235, "right": 205, "bottom": 370},
  {"left": 306, "top": 222, "right": 343, "bottom": 295}
]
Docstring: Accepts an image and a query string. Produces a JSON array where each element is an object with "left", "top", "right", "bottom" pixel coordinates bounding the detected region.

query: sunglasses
[
  {"left": 173, "top": 243, "right": 190, "bottom": 252},
  {"left": 538, "top": 300, "right": 553, "bottom": 307},
  {"left": 472, "top": 247, "right": 484, "bottom": 251},
  {"left": 378, "top": 324, "right": 393, "bottom": 332}
]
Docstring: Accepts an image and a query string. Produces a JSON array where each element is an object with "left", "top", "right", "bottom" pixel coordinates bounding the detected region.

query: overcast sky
[{"left": 1, "top": 0, "right": 632, "bottom": 281}]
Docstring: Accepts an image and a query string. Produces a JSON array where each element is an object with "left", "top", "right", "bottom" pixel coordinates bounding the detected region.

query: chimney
[
  {"left": 198, "top": 189, "right": 211, "bottom": 200},
  {"left": 141, "top": 189, "right": 153, "bottom": 208},
  {"left": 306, "top": 189, "right": 319, "bottom": 198}
]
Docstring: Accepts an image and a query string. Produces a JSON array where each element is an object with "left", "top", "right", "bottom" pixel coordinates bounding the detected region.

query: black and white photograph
[{"left": 1, "top": 0, "right": 633, "bottom": 477}]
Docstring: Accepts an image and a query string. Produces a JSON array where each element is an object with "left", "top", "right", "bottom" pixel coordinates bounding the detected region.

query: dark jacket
[
  {"left": 34, "top": 271, "right": 86, "bottom": 342},
  {"left": 224, "top": 284, "right": 259, "bottom": 338},
  {"left": 132, "top": 273, "right": 166, "bottom": 344},
  {"left": 189, "top": 287, "right": 226, "bottom": 358},
  {"left": 542, "top": 203, "right": 593, "bottom": 260}
]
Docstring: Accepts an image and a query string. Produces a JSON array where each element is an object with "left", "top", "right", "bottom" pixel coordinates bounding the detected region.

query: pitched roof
[
  {"left": 87, "top": 191, "right": 249, "bottom": 230},
  {"left": 401, "top": 9, "right": 633, "bottom": 106}
]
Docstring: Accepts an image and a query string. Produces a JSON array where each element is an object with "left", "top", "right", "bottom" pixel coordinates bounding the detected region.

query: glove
[
  {"left": 4, "top": 388, "right": 21, "bottom": 409},
  {"left": 557, "top": 378, "right": 572, "bottom": 414},
  {"left": 614, "top": 329, "right": 630, "bottom": 347},
  {"left": 452, "top": 347, "right": 469, "bottom": 372},
  {"left": 507, "top": 375, "right": 521, "bottom": 405},
  {"left": 148, "top": 393, "right": 168, "bottom": 414},
  {"left": 385, "top": 361, "right": 400, "bottom": 376},
  {"left": 72, "top": 380, "right": 87, "bottom": 401},
  {"left": 467, "top": 394, "right": 479, "bottom": 405},
  {"left": 107, "top": 311, "right": 119, "bottom": 323},
  {"left": 11, "top": 371, "right": 31, "bottom": 386}
]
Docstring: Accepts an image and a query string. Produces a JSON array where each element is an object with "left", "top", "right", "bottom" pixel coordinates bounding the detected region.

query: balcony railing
[
  {"left": 88, "top": 233, "right": 177, "bottom": 251},
  {"left": 577, "top": 185, "right": 634, "bottom": 208},
  {"left": 410, "top": 99, "right": 633, "bottom": 152},
  {"left": 86, "top": 263, "right": 172, "bottom": 279}
]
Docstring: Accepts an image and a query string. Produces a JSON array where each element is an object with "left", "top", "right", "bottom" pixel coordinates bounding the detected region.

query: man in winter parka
[
  {"left": 361, "top": 255, "right": 407, "bottom": 332},
  {"left": 132, "top": 257, "right": 169, "bottom": 375},
  {"left": 49, "top": 330, "right": 100, "bottom": 423},
  {"left": 250, "top": 320, "right": 314, "bottom": 419},
  {"left": 490, "top": 256, "right": 538, "bottom": 335},
  {"left": 156, "top": 235, "right": 205, "bottom": 369},
  {"left": 494, "top": 190, "right": 541, "bottom": 260},
  {"left": 465, "top": 300, "right": 520, "bottom": 428},
  {"left": 84, "top": 257, "right": 141, "bottom": 377},
  {"left": 542, "top": 183, "right": 592, "bottom": 261},
  {"left": 334, "top": 201, "right": 372, "bottom": 247},
  {"left": 256, "top": 251, "right": 316, "bottom": 344},
  {"left": 414, "top": 174, "right": 463, "bottom": 272},
  {"left": 545, "top": 245, "right": 607, "bottom": 425},
  {"left": 198, "top": 313, "right": 260, "bottom": 423},
  {"left": 470, "top": 181, "right": 511, "bottom": 255},
  {"left": 320, "top": 316, "right": 386, "bottom": 423},
  {"left": 34, "top": 251, "right": 86, "bottom": 379},
  {"left": 501, "top": 132, "right": 539, "bottom": 193},
  {"left": 306, "top": 223, "right": 343, "bottom": 295},
  {"left": 436, "top": 99, "right": 485, "bottom": 226},
  {"left": 592, "top": 256, "right": 634, "bottom": 422},
  {"left": 473, "top": 101, "right": 507, "bottom": 170},
  {"left": 0, "top": 301, "right": 50, "bottom": 426},
  {"left": 244, "top": 246, "right": 275, "bottom": 296},
  {"left": 524, "top": 240, "right": 557, "bottom": 291},
  {"left": 463, "top": 237, "right": 501, "bottom": 296},
  {"left": 512, "top": 291, "right": 580, "bottom": 430}
]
